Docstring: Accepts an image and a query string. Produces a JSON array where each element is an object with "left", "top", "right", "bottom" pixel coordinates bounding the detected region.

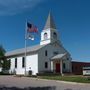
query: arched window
[
  {"left": 45, "top": 62, "right": 48, "bottom": 68},
  {"left": 53, "top": 32, "right": 57, "bottom": 39},
  {"left": 44, "top": 33, "right": 48, "bottom": 40},
  {"left": 45, "top": 50, "right": 48, "bottom": 56}
]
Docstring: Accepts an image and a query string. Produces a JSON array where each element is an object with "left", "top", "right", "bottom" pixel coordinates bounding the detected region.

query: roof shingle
[
  {"left": 5, "top": 44, "right": 45, "bottom": 56},
  {"left": 44, "top": 12, "right": 56, "bottom": 30}
]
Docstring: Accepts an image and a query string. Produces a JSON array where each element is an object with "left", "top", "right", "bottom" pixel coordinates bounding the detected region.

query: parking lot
[{"left": 0, "top": 76, "right": 90, "bottom": 90}]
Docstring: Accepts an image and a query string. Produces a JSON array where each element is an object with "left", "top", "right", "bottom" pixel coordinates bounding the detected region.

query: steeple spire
[
  {"left": 40, "top": 12, "right": 58, "bottom": 45},
  {"left": 44, "top": 12, "right": 56, "bottom": 30}
]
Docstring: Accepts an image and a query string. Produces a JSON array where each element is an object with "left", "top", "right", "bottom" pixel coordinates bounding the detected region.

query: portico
[{"left": 51, "top": 53, "right": 68, "bottom": 75}]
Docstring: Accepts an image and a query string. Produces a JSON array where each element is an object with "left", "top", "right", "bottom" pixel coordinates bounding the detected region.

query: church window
[
  {"left": 45, "top": 62, "right": 48, "bottom": 68},
  {"left": 67, "top": 58, "right": 69, "bottom": 60},
  {"left": 44, "top": 33, "right": 48, "bottom": 39},
  {"left": 15, "top": 58, "right": 17, "bottom": 68},
  {"left": 45, "top": 50, "right": 48, "bottom": 56},
  {"left": 63, "top": 63, "right": 66, "bottom": 69},
  {"left": 53, "top": 32, "right": 57, "bottom": 39},
  {"left": 22, "top": 57, "right": 25, "bottom": 68}
]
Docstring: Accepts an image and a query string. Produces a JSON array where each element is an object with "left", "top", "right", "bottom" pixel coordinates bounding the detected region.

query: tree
[
  {"left": 0, "top": 45, "right": 10, "bottom": 72},
  {"left": 2, "top": 59, "right": 10, "bottom": 70},
  {"left": 0, "top": 45, "right": 6, "bottom": 67},
  {"left": 0, "top": 45, "right": 6, "bottom": 58}
]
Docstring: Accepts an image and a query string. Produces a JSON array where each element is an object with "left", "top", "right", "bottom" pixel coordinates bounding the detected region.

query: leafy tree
[
  {"left": 0, "top": 45, "right": 6, "bottom": 67},
  {"left": 0, "top": 45, "right": 6, "bottom": 58},
  {"left": 0, "top": 45, "right": 10, "bottom": 71},
  {"left": 2, "top": 59, "right": 10, "bottom": 70}
]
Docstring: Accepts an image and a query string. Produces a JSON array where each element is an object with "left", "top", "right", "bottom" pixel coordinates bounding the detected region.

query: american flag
[{"left": 27, "top": 22, "right": 38, "bottom": 33}]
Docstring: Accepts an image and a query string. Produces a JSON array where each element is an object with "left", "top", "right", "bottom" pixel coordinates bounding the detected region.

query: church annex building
[{"left": 5, "top": 13, "right": 90, "bottom": 75}]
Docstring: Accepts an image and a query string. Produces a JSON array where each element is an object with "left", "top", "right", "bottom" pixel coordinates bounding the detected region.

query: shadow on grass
[{"left": 0, "top": 86, "right": 56, "bottom": 90}]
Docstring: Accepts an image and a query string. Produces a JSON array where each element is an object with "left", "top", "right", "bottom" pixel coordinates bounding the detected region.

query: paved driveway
[{"left": 0, "top": 76, "right": 90, "bottom": 90}]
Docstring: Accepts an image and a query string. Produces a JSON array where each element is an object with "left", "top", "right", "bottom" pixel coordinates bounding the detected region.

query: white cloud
[{"left": 0, "top": 0, "right": 44, "bottom": 15}]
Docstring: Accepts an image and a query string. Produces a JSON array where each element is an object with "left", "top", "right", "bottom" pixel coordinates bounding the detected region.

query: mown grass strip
[{"left": 38, "top": 75, "right": 90, "bottom": 83}]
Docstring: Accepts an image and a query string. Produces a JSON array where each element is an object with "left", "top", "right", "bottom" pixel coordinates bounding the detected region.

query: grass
[
  {"left": 0, "top": 72, "right": 10, "bottom": 75},
  {"left": 38, "top": 75, "right": 90, "bottom": 83}
]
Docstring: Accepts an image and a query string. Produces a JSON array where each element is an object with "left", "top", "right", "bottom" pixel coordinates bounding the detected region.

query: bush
[{"left": 86, "top": 76, "right": 90, "bottom": 80}]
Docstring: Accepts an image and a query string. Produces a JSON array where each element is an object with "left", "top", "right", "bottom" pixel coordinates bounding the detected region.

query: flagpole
[
  {"left": 25, "top": 21, "right": 27, "bottom": 76},
  {"left": 24, "top": 22, "right": 38, "bottom": 76}
]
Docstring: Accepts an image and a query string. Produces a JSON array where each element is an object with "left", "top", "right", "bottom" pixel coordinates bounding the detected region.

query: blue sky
[{"left": 0, "top": 0, "right": 90, "bottom": 62}]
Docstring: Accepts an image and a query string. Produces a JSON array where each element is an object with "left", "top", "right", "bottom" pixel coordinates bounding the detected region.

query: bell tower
[{"left": 40, "top": 12, "right": 59, "bottom": 45}]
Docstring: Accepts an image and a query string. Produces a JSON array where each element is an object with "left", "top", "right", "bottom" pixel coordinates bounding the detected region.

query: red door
[{"left": 56, "top": 63, "right": 60, "bottom": 73}]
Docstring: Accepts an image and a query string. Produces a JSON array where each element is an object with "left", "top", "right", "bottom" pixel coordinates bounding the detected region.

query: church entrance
[{"left": 56, "top": 63, "right": 60, "bottom": 73}]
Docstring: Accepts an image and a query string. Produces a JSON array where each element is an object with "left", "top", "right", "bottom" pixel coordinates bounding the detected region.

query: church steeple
[
  {"left": 40, "top": 12, "right": 58, "bottom": 45},
  {"left": 43, "top": 12, "right": 56, "bottom": 30}
]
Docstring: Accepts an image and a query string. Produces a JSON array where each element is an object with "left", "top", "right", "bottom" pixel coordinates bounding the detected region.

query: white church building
[{"left": 5, "top": 13, "right": 72, "bottom": 75}]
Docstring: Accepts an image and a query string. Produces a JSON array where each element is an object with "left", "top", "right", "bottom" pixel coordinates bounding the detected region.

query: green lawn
[{"left": 38, "top": 75, "right": 90, "bottom": 83}]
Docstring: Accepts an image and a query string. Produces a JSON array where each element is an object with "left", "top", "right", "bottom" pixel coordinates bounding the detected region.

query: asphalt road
[{"left": 0, "top": 76, "right": 90, "bottom": 90}]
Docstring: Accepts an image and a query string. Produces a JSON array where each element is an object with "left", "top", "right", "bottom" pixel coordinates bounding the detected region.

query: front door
[{"left": 56, "top": 63, "right": 60, "bottom": 73}]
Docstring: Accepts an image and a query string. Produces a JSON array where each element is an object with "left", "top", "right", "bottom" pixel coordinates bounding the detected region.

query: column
[
  {"left": 51, "top": 61, "right": 53, "bottom": 72},
  {"left": 60, "top": 60, "right": 63, "bottom": 76}
]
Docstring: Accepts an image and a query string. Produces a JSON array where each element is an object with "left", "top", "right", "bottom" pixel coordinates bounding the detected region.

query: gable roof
[
  {"left": 51, "top": 53, "right": 66, "bottom": 60},
  {"left": 43, "top": 12, "right": 56, "bottom": 30},
  {"left": 5, "top": 44, "right": 45, "bottom": 57}
]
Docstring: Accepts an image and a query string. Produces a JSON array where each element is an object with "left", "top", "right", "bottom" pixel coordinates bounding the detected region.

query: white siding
[
  {"left": 15, "top": 57, "right": 25, "bottom": 75},
  {"left": 38, "top": 45, "right": 52, "bottom": 72},
  {"left": 10, "top": 58, "right": 15, "bottom": 74},
  {"left": 26, "top": 54, "right": 38, "bottom": 75},
  {"left": 10, "top": 57, "right": 24, "bottom": 75},
  {"left": 40, "top": 40, "right": 51, "bottom": 45},
  {"left": 38, "top": 44, "right": 61, "bottom": 72},
  {"left": 38, "top": 44, "right": 71, "bottom": 73},
  {"left": 63, "top": 60, "right": 71, "bottom": 72},
  {"left": 9, "top": 54, "right": 38, "bottom": 75}
]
